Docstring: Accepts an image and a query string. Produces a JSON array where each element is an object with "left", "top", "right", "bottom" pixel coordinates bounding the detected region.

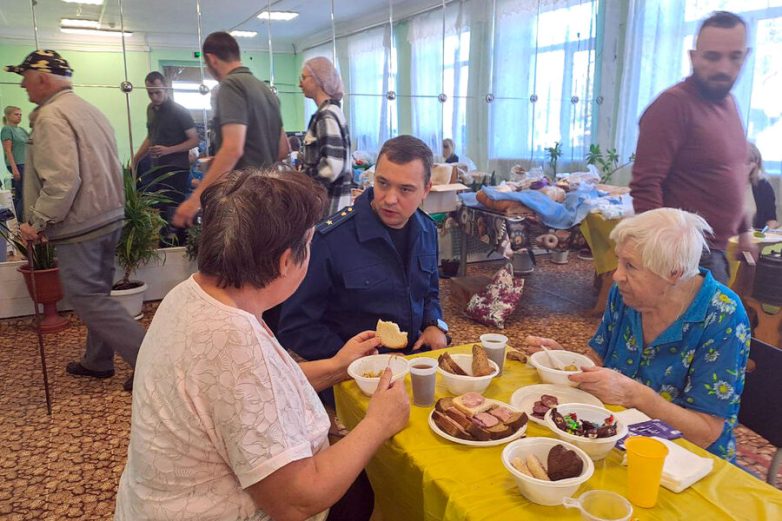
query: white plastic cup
[
  {"left": 409, "top": 357, "right": 438, "bottom": 407},
  {"left": 480, "top": 334, "right": 508, "bottom": 375}
]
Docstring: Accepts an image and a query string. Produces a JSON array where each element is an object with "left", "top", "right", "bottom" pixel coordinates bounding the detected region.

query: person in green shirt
[{"left": 2, "top": 105, "right": 30, "bottom": 219}]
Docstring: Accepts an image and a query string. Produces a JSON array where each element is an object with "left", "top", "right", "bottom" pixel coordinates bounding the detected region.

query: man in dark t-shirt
[
  {"left": 173, "top": 32, "right": 289, "bottom": 228},
  {"left": 132, "top": 71, "right": 199, "bottom": 243}
]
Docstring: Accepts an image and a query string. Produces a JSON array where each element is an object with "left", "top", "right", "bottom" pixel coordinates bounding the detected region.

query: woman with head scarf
[{"left": 299, "top": 57, "right": 352, "bottom": 216}]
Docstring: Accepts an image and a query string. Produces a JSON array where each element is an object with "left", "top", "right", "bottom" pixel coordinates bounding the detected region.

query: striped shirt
[{"left": 301, "top": 100, "right": 352, "bottom": 216}]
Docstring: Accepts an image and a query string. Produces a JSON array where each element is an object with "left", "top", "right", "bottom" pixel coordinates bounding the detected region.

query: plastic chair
[{"left": 738, "top": 338, "right": 782, "bottom": 486}]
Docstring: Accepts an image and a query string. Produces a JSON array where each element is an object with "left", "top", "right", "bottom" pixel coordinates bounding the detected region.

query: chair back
[{"left": 738, "top": 338, "right": 782, "bottom": 448}]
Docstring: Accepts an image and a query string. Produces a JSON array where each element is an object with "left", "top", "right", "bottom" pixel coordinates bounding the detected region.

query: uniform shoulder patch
[{"left": 316, "top": 206, "right": 357, "bottom": 234}]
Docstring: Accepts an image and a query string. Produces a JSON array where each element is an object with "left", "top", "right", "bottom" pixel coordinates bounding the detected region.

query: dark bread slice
[
  {"left": 438, "top": 352, "right": 468, "bottom": 376},
  {"left": 486, "top": 423, "right": 513, "bottom": 440},
  {"left": 506, "top": 412, "right": 528, "bottom": 431},
  {"left": 471, "top": 344, "right": 493, "bottom": 377},
  {"left": 435, "top": 397, "right": 455, "bottom": 414},
  {"left": 445, "top": 407, "right": 473, "bottom": 430},
  {"left": 433, "top": 410, "right": 473, "bottom": 440},
  {"left": 466, "top": 419, "right": 492, "bottom": 441}
]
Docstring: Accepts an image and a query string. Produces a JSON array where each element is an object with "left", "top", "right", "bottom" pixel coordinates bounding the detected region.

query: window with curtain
[
  {"left": 617, "top": 0, "right": 782, "bottom": 175},
  {"left": 408, "top": 3, "right": 471, "bottom": 160},
  {"left": 346, "top": 26, "right": 396, "bottom": 154},
  {"left": 490, "top": 0, "right": 599, "bottom": 163}
]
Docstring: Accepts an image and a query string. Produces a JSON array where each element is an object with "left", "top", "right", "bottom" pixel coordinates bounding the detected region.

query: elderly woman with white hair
[
  {"left": 528, "top": 208, "right": 750, "bottom": 461},
  {"left": 299, "top": 56, "right": 352, "bottom": 216}
]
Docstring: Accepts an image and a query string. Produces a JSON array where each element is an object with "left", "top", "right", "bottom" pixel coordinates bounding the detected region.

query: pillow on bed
[{"left": 464, "top": 263, "right": 524, "bottom": 328}]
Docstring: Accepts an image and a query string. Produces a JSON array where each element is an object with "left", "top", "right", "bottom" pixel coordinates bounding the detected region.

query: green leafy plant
[
  {"left": 113, "top": 164, "right": 178, "bottom": 290},
  {"left": 0, "top": 219, "right": 57, "bottom": 269},
  {"left": 586, "top": 144, "right": 635, "bottom": 184},
  {"left": 544, "top": 141, "right": 563, "bottom": 177}
]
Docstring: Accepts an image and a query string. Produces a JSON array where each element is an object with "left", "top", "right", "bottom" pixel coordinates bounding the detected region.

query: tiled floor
[{"left": 0, "top": 256, "right": 778, "bottom": 520}]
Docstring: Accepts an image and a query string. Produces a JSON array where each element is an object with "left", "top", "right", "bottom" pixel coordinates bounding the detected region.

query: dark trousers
[
  {"left": 700, "top": 249, "right": 729, "bottom": 285},
  {"left": 141, "top": 164, "right": 189, "bottom": 246},
  {"left": 326, "top": 471, "right": 375, "bottom": 521}
]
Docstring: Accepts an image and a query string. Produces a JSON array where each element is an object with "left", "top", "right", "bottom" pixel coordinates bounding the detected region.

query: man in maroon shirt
[{"left": 630, "top": 11, "right": 756, "bottom": 284}]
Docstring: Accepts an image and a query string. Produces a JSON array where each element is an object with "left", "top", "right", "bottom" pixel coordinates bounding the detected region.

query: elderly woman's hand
[
  {"left": 365, "top": 368, "right": 410, "bottom": 437},
  {"left": 523, "top": 335, "right": 565, "bottom": 354},
  {"left": 333, "top": 330, "right": 381, "bottom": 373},
  {"left": 568, "top": 366, "right": 642, "bottom": 408}
]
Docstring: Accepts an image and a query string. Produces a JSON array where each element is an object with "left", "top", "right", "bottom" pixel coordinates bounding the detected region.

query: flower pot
[
  {"left": 550, "top": 250, "right": 570, "bottom": 265},
  {"left": 17, "top": 265, "right": 70, "bottom": 333},
  {"left": 110, "top": 281, "right": 147, "bottom": 320}
]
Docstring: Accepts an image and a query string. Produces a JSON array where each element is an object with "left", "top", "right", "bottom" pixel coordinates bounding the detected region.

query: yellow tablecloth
[{"left": 335, "top": 344, "right": 782, "bottom": 521}]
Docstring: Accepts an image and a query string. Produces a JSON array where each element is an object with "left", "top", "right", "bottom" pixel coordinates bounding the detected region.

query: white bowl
[
  {"left": 543, "top": 403, "right": 628, "bottom": 461},
  {"left": 502, "top": 437, "right": 594, "bottom": 506},
  {"left": 347, "top": 355, "right": 409, "bottom": 396},
  {"left": 529, "top": 351, "right": 595, "bottom": 387},
  {"left": 436, "top": 353, "right": 498, "bottom": 395}
]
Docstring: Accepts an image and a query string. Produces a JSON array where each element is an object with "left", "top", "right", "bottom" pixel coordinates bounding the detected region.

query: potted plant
[
  {"left": 0, "top": 218, "right": 69, "bottom": 332},
  {"left": 111, "top": 165, "right": 176, "bottom": 319},
  {"left": 544, "top": 141, "right": 562, "bottom": 178},
  {"left": 586, "top": 144, "right": 635, "bottom": 184}
]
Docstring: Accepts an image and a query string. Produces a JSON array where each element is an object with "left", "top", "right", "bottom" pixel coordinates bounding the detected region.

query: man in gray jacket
[{"left": 6, "top": 50, "right": 143, "bottom": 391}]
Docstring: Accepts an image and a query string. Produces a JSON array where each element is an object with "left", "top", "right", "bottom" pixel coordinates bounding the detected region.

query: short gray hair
[{"left": 610, "top": 208, "right": 712, "bottom": 280}]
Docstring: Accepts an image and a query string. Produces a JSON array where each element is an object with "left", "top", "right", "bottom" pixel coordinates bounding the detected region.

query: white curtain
[
  {"left": 489, "top": 0, "right": 598, "bottom": 164},
  {"left": 617, "top": 0, "right": 782, "bottom": 181},
  {"left": 345, "top": 26, "right": 394, "bottom": 155},
  {"left": 408, "top": 1, "right": 471, "bottom": 161}
]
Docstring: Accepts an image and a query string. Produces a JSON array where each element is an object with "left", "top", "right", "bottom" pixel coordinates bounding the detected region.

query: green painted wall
[{"left": 0, "top": 44, "right": 303, "bottom": 189}]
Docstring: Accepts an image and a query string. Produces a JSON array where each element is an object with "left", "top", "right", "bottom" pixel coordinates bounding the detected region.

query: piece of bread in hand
[
  {"left": 438, "top": 352, "right": 467, "bottom": 375},
  {"left": 376, "top": 319, "right": 408, "bottom": 349},
  {"left": 472, "top": 344, "right": 493, "bottom": 377}
]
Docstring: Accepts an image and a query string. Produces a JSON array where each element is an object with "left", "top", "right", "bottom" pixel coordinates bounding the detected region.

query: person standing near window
[
  {"left": 747, "top": 143, "right": 778, "bottom": 230},
  {"left": 2, "top": 105, "right": 30, "bottom": 220},
  {"left": 630, "top": 11, "right": 756, "bottom": 284},
  {"left": 299, "top": 57, "right": 352, "bottom": 217}
]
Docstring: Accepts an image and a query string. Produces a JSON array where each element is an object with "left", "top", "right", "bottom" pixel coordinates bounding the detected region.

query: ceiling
[{"left": 0, "top": 0, "right": 447, "bottom": 52}]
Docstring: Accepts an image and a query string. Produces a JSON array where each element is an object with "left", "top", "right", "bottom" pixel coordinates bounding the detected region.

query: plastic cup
[
  {"left": 409, "top": 358, "right": 438, "bottom": 407},
  {"left": 480, "top": 334, "right": 508, "bottom": 375},
  {"left": 625, "top": 436, "right": 668, "bottom": 508},
  {"left": 563, "top": 490, "right": 633, "bottom": 521}
]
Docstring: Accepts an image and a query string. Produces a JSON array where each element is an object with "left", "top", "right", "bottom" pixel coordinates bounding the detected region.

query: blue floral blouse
[{"left": 589, "top": 269, "right": 750, "bottom": 461}]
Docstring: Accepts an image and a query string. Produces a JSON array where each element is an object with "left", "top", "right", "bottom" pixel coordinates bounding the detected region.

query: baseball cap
[{"left": 4, "top": 49, "right": 73, "bottom": 77}]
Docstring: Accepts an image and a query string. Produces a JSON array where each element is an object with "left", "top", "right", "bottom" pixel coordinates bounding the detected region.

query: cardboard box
[{"left": 421, "top": 183, "right": 469, "bottom": 214}]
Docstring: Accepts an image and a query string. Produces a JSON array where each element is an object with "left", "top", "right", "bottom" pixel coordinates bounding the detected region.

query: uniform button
[{"left": 365, "top": 280, "right": 369, "bottom": 286}]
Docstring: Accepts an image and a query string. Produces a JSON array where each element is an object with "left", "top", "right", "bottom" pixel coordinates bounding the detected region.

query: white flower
[
  {"left": 659, "top": 384, "right": 678, "bottom": 401},
  {"left": 714, "top": 380, "right": 734, "bottom": 400},
  {"left": 681, "top": 349, "right": 695, "bottom": 368},
  {"left": 711, "top": 292, "right": 736, "bottom": 314},
  {"left": 704, "top": 349, "right": 719, "bottom": 363},
  {"left": 735, "top": 323, "right": 749, "bottom": 344}
]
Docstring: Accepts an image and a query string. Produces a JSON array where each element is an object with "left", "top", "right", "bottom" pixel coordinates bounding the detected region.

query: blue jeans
[
  {"left": 700, "top": 249, "right": 729, "bottom": 285},
  {"left": 9, "top": 163, "right": 23, "bottom": 220}
]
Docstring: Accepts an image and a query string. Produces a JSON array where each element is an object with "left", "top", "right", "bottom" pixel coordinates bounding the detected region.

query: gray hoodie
[{"left": 24, "top": 88, "right": 124, "bottom": 242}]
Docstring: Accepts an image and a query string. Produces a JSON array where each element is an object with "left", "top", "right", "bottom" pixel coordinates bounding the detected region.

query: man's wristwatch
[{"left": 422, "top": 318, "right": 451, "bottom": 345}]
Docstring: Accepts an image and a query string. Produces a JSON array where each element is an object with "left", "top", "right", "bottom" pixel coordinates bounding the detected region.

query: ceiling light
[
  {"left": 60, "top": 19, "right": 100, "bottom": 29},
  {"left": 60, "top": 27, "right": 133, "bottom": 37},
  {"left": 61, "top": 0, "right": 104, "bottom": 5},
  {"left": 257, "top": 11, "right": 299, "bottom": 22},
  {"left": 230, "top": 30, "right": 258, "bottom": 38}
]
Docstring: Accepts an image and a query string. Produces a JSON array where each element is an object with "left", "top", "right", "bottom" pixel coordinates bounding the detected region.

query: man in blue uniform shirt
[{"left": 278, "top": 135, "right": 449, "bottom": 361}]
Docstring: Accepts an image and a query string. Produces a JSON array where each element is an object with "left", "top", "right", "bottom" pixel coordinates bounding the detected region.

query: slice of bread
[
  {"left": 472, "top": 344, "right": 493, "bottom": 377},
  {"left": 438, "top": 352, "right": 467, "bottom": 375},
  {"left": 433, "top": 410, "right": 473, "bottom": 440},
  {"left": 452, "top": 392, "right": 493, "bottom": 417},
  {"left": 376, "top": 319, "right": 408, "bottom": 349}
]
